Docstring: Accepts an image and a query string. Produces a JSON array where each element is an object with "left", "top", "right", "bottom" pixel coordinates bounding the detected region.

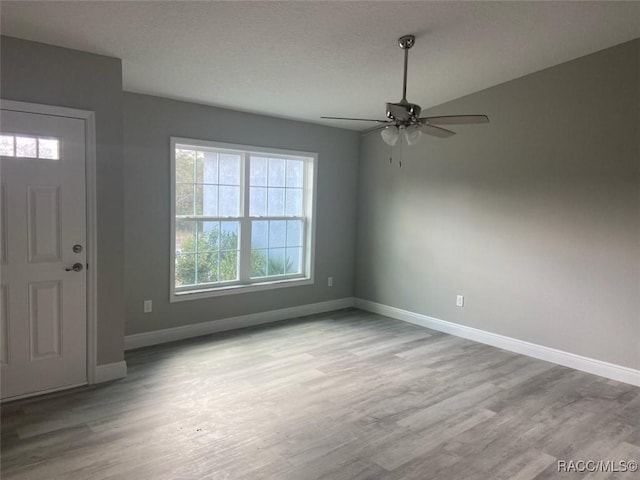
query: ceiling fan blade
[
  {"left": 421, "top": 115, "right": 489, "bottom": 125},
  {"left": 321, "top": 116, "right": 388, "bottom": 123},
  {"left": 361, "top": 123, "right": 393, "bottom": 136},
  {"left": 419, "top": 123, "right": 456, "bottom": 138}
]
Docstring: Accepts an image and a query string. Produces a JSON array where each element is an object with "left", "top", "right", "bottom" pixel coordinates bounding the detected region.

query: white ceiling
[{"left": 2, "top": 1, "right": 639, "bottom": 130}]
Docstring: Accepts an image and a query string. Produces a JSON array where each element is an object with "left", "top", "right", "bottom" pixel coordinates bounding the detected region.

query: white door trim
[{"left": 1, "top": 99, "right": 99, "bottom": 385}]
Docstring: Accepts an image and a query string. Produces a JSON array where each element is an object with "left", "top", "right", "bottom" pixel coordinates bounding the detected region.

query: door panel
[
  {"left": 29, "top": 280, "right": 62, "bottom": 359},
  {"left": 0, "top": 109, "right": 87, "bottom": 400},
  {"left": 28, "top": 185, "right": 62, "bottom": 263}
]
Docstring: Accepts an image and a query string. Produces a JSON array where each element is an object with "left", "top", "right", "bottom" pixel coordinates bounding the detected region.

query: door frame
[{"left": 1, "top": 99, "right": 99, "bottom": 386}]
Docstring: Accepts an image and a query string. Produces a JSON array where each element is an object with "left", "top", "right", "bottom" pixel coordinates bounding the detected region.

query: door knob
[{"left": 65, "top": 263, "right": 84, "bottom": 272}]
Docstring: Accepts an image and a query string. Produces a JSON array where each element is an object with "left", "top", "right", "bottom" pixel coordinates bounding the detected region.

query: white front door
[{"left": 0, "top": 109, "right": 87, "bottom": 400}]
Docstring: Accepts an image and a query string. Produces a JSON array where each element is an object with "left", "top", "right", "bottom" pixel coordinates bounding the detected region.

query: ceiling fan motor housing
[{"left": 386, "top": 102, "right": 422, "bottom": 123}]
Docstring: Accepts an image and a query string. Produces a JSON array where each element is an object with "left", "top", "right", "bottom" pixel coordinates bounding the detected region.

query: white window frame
[{"left": 170, "top": 137, "right": 317, "bottom": 302}]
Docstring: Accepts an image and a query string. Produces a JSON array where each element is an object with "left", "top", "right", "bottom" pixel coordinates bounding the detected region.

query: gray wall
[
  {"left": 123, "top": 93, "right": 359, "bottom": 335},
  {"left": 0, "top": 36, "right": 125, "bottom": 365},
  {"left": 356, "top": 39, "right": 640, "bottom": 370}
]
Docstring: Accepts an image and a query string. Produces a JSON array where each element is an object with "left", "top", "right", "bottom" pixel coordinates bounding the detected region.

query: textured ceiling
[{"left": 2, "top": 1, "right": 639, "bottom": 130}]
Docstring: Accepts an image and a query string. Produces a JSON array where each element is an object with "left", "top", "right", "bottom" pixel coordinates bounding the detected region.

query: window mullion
[{"left": 239, "top": 153, "right": 251, "bottom": 281}]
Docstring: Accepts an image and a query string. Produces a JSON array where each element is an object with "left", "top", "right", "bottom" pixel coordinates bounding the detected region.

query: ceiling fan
[{"left": 322, "top": 34, "right": 489, "bottom": 146}]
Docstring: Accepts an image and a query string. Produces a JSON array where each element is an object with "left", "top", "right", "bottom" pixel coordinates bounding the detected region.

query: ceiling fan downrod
[{"left": 398, "top": 35, "right": 415, "bottom": 104}]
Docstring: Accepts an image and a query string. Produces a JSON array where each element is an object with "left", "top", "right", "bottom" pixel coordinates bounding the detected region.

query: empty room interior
[{"left": 1, "top": 1, "right": 639, "bottom": 479}]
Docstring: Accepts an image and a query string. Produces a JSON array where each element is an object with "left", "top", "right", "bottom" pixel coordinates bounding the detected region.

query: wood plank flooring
[{"left": 2, "top": 309, "right": 639, "bottom": 479}]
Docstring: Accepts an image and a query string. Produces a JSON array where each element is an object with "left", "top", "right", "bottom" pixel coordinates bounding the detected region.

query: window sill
[{"left": 170, "top": 276, "right": 314, "bottom": 302}]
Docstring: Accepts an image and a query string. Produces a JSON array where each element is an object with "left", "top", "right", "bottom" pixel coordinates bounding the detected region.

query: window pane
[
  {"left": 249, "top": 187, "right": 267, "bottom": 216},
  {"left": 251, "top": 220, "right": 268, "bottom": 249},
  {"left": 285, "top": 247, "right": 302, "bottom": 274},
  {"left": 220, "top": 221, "right": 239, "bottom": 250},
  {"left": 250, "top": 156, "right": 267, "bottom": 186},
  {"left": 0, "top": 135, "right": 13, "bottom": 156},
  {"left": 175, "top": 219, "right": 196, "bottom": 253},
  {"left": 251, "top": 249, "right": 268, "bottom": 277},
  {"left": 268, "top": 248, "right": 286, "bottom": 275},
  {"left": 267, "top": 188, "right": 285, "bottom": 216},
  {"left": 268, "top": 158, "right": 285, "bottom": 187},
  {"left": 219, "top": 154, "right": 240, "bottom": 185},
  {"left": 198, "top": 151, "right": 218, "bottom": 184},
  {"left": 198, "top": 221, "right": 220, "bottom": 251},
  {"left": 269, "top": 220, "right": 286, "bottom": 248},
  {"left": 176, "top": 184, "right": 194, "bottom": 215},
  {"left": 175, "top": 253, "right": 196, "bottom": 286},
  {"left": 286, "top": 220, "right": 302, "bottom": 247},
  {"left": 16, "top": 136, "right": 37, "bottom": 157},
  {"left": 175, "top": 149, "right": 195, "bottom": 183},
  {"left": 219, "top": 186, "right": 240, "bottom": 216},
  {"left": 197, "top": 252, "right": 219, "bottom": 284},
  {"left": 38, "top": 138, "right": 59, "bottom": 160},
  {"left": 286, "top": 160, "right": 304, "bottom": 188},
  {"left": 285, "top": 188, "right": 303, "bottom": 216},
  {"left": 219, "top": 251, "right": 238, "bottom": 281},
  {"left": 198, "top": 185, "right": 218, "bottom": 216}
]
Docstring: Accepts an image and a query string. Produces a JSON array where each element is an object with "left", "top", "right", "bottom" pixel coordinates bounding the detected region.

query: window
[
  {"left": 0, "top": 134, "right": 60, "bottom": 160},
  {"left": 170, "top": 137, "right": 316, "bottom": 300}
]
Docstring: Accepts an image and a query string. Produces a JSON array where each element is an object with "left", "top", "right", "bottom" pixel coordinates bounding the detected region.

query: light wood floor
[{"left": 2, "top": 309, "right": 639, "bottom": 480}]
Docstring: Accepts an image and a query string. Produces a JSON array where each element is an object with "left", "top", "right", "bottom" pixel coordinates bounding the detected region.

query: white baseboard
[
  {"left": 93, "top": 361, "right": 128, "bottom": 384},
  {"left": 125, "top": 297, "right": 355, "bottom": 351},
  {"left": 354, "top": 298, "right": 640, "bottom": 387}
]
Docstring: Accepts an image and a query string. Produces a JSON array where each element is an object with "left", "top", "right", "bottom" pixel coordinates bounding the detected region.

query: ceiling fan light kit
[
  {"left": 381, "top": 125, "right": 400, "bottom": 146},
  {"left": 322, "top": 34, "right": 490, "bottom": 150}
]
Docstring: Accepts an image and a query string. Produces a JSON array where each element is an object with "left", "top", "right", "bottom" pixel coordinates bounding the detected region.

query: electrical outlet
[
  {"left": 328, "top": 276, "right": 333, "bottom": 287},
  {"left": 144, "top": 300, "right": 152, "bottom": 313},
  {"left": 456, "top": 295, "right": 464, "bottom": 307}
]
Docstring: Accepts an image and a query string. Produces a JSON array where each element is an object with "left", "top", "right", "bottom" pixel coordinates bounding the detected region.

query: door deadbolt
[
  {"left": 65, "top": 263, "right": 84, "bottom": 272},
  {"left": 73, "top": 244, "right": 83, "bottom": 253}
]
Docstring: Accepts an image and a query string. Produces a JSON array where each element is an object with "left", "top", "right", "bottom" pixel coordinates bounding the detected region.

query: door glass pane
[
  {"left": 0, "top": 135, "right": 13, "bottom": 156},
  {"left": 16, "top": 136, "right": 37, "bottom": 157},
  {"left": 38, "top": 138, "right": 59, "bottom": 160}
]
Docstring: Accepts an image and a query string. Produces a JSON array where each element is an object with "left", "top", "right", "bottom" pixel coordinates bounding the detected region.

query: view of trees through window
[{"left": 173, "top": 143, "right": 309, "bottom": 290}]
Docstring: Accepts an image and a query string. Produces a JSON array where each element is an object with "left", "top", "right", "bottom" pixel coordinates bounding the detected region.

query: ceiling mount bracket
[{"left": 398, "top": 35, "right": 415, "bottom": 50}]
